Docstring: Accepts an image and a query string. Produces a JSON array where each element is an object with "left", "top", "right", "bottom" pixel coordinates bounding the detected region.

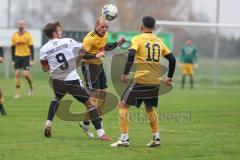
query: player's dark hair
[
  {"left": 142, "top": 16, "right": 156, "bottom": 29},
  {"left": 186, "top": 37, "right": 193, "bottom": 41},
  {"left": 43, "top": 21, "right": 61, "bottom": 38}
]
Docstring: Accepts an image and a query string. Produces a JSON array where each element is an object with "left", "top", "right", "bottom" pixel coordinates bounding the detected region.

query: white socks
[
  {"left": 120, "top": 133, "right": 129, "bottom": 141},
  {"left": 45, "top": 120, "right": 52, "bottom": 128},
  {"left": 152, "top": 132, "right": 160, "bottom": 140},
  {"left": 96, "top": 128, "right": 105, "bottom": 137}
]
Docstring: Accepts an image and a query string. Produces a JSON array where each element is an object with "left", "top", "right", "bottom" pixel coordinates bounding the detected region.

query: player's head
[
  {"left": 186, "top": 37, "right": 193, "bottom": 45},
  {"left": 141, "top": 16, "right": 156, "bottom": 32},
  {"left": 95, "top": 16, "right": 108, "bottom": 36},
  {"left": 43, "top": 21, "right": 63, "bottom": 39},
  {"left": 17, "top": 19, "right": 25, "bottom": 32}
]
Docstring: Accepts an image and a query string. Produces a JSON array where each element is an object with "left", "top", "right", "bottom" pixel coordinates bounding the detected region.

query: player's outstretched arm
[
  {"left": 78, "top": 48, "right": 105, "bottom": 59},
  {"left": 80, "top": 45, "right": 105, "bottom": 59},
  {"left": 77, "top": 49, "right": 105, "bottom": 67},
  {"left": 163, "top": 53, "right": 176, "bottom": 85},
  {"left": 105, "top": 36, "right": 125, "bottom": 51}
]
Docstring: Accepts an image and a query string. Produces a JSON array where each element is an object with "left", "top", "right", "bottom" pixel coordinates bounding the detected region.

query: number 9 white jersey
[{"left": 40, "top": 38, "right": 82, "bottom": 81}]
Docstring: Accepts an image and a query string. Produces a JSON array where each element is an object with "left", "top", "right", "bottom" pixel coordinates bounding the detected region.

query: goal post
[{"left": 156, "top": 20, "right": 240, "bottom": 28}]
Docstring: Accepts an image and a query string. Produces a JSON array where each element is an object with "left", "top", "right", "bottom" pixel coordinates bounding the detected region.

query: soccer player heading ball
[
  {"left": 111, "top": 16, "right": 176, "bottom": 147},
  {"left": 79, "top": 16, "right": 125, "bottom": 138}
]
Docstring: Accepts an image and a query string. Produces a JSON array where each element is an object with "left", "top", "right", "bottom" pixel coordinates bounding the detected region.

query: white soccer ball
[{"left": 102, "top": 4, "right": 118, "bottom": 21}]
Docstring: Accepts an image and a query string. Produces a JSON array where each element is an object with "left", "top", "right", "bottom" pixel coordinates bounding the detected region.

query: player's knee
[
  {"left": 15, "top": 72, "right": 20, "bottom": 78},
  {"left": 84, "top": 99, "right": 94, "bottom": 108},
  {"left": 90, "top": 90, "right": 98, "bottom": 98},
  {"left": 118, "top": 101, "right": 128, "bottom": 109},
  {"left": 145, "top": 106, "right": 154, "bottom": 113},
  {"left": 98, "top": 89, "right": 106, "bottom": 99},
  {"left": 23, "top": 71, "right": 30, "bottom": 77}
]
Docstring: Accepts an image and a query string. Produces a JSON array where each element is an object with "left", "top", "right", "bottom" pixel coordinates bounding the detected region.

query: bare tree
[{"left": 10, "top": 0, "right": 197, "bottom": 30}]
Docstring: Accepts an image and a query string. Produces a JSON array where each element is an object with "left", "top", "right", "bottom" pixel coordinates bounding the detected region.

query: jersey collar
[
  {"left": 18, "top": 31, "right": 26, "bottom": 36},
  {"left": 94, "top": 29, "right": 105, "bottom": 37}
]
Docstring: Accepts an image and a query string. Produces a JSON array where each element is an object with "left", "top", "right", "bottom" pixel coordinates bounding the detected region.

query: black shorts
[
  {"left": 81, "top": 62, "right": 107, "bottom": 90},
  {"left": 121, "top": 81, "right": 160, "bottom": 108},
  {"left": 14, "top": 56, "right": 30, "bottom": 70},
  {"left": 51, "top": 79, "right": 90, "bottom": 103}
]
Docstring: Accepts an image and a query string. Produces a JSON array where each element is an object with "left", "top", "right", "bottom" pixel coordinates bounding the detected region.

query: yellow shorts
[{"left": 181, "top": 64, "right": 194, "bottom": 75}]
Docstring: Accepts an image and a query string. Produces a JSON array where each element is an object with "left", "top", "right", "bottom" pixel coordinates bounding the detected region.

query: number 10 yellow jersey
[{"left": 129, "top": 33, "right": 171, "bottom": 84}]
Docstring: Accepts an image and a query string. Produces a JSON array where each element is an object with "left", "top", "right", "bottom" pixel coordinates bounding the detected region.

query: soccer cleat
[
  {"left": 0, "top": 106, "right": 7, "bottom": 116},
  {"left": 0, "top": 110, "right": 7, "bottom": 116},
  {"left": 14, "top": 94, "right": 20, "bottom": 99},
  {"left": 98, "top": 134, "right": 113, "bottom": 141},
  {"left": 0, "top": 111, "right": 7, "bottom": 116},
  {"left": 44, "top": 126, "right": 51, "bottom": 138},
  {"left": 110, "top": 139, "right": 130, "bottom": 147},
  {"left": 147, "top": 139, "right": 161, "bottom": 147},
  {"left": 79, "top": 122, "right": 94, "bottom": 138}
]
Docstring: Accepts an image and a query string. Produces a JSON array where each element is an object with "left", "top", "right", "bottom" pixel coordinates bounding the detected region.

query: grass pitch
[{"left": 0, "top": 77, "right": 239, "bottom": 160}]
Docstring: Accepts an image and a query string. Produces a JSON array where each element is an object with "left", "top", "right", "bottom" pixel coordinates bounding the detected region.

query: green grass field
[{"left": 0, "top": 76, "right": 240, "bottom": 160}]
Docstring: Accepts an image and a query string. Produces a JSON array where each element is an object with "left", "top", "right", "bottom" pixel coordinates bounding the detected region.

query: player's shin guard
[
  {"left": 15, "top": 78, "right": 21, "bottom": 93},
  {"left": 87, "top": 106, "right": 102, "bottom": 130},
  {"left": 89, "top": 92, "right": 106, "bottom": 127},
  {"left": 119, "top": 104, "right": 129, "bottom": 141},
  {"left": 119, "top": 105, "right": 129, "bottom": 133},
  {"left": 47, "top": 100, "right": 59, "bottom": 122},
  {"left": 96, "top": 98, "right": 105, "bottom": 127},
  {"left": 82, "top": 96, "right": 99, "bottom": 126},
  {"left": 25, "top": 75, "right": 33, "bottom": 90},
  {"left": 146, "top": 107, "right": 159, "bottom": 139},
  {"left": 97, "top": 90, "right": 106, "bottom": 116}
]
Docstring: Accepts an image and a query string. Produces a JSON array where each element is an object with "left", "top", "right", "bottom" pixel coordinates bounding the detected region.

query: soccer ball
[{"left": 102, "top": 4, "right": 118, "bottom": 21}]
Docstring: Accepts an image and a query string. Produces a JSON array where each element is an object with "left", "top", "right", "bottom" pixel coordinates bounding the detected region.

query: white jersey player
[
  {"left": 40, "top": 37, "right": 82, "bottom": 81},
  {"left": 40, "top": 21, "right": 111, "bottom": 141}
]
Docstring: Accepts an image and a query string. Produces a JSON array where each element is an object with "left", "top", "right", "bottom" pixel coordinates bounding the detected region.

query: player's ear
[
  {"left": 140, "top": 25, "right": 143, "bottom": 32},
  {"left": 52, "top": 32, "right": 57, "bottom": 38}
]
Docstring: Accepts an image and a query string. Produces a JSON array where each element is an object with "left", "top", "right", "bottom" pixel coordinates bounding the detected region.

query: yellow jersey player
[
  {"left": 11, "top": 19, "right": 34, "bottom": 98},
  {"left": 0, "top": 45, "right": 7, "bottom": 115},
  {"left": 79, "top": 16, "right": 125, "bottom": 138},
  {"left": 111, "top": 16, "right": 176, "bottom": 147},
  {"left": 179, "top": 37, "right": 198, "bottom": 89}
]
